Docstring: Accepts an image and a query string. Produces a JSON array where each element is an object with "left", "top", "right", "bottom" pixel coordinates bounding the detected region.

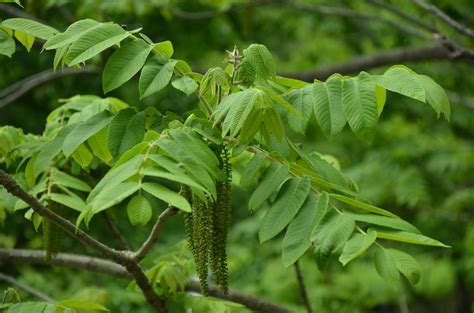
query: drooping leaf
[
  {"left": 142, "top": 182, "right": 191, "bottom": 212},
  {"left": 51, "top": 170, "right": 91, "bottom": 192},
  {"left": 0, "top": 28, "right": 15, "bottom": 57},
  {"left": 87, "top": 127, "right": 113, "bottom": 163},
  {"left": 145, "top": 155, "right": 208, "bottom": 194},
  {"left": 2, "top": 18, "right": 58, "bottom": 40},
  {"left": 127, "top": 194, "right": 153, "bottom": 226},
  {"left": 373, "top": 229, "right": 450, "bottom": 247},
  {"left": 71, "top": 143, "right": 93, "bottom": 168},
  {"left": 88, "top": 154, "right": 143, "bottom": 200},
  {"left": 13, "top": 30, "right": 34, "bottom": 51},
  {"left": 416, "top": 75, "right": 450, "bottom": 120},
  {"left": 62, "top": 111, "right": 113, "bottom": 157},
  {"left": 387, "top": 248, "right": 421, "bottom": 285},
  {"left": 342, "top": 72, "right": 378, "bottom": 143},
  {"left": 313, "top": 75, "right": 346, "bottom": 138},
  {"left": 345, "top": 213, "right": 420, "bottom": 233},
  {"left": 282, "top": 192, "right": 320, "bottom": 267},
  {"left": 91, "top": 180, "right": 140, "bottom": 214},
  {"left": 139, "top": 58, "right": 177, "bottom": 98},
  {"left": 157, "top": 128, "right": 222, "bottom": 198},
  {"left": 287, "top": 86, "right": 313, "bottom": 134},
  {"left": 313, "top": 214, "right": 355, "bottom": 259},
  {"left": 49, "top": 192, "right": 86, "bottom": 212},
  {"left": 66, "top": 22, "right": 129, "bottom": 66},
  {"left": 339, "top": 230, "right": 377, "bottom": 266},
  {"left": 375, "top": 65, "right": 425, "bottom": 102},
  {"left": 107, "top": 109, "right": 145, "bottom": 158},
  {"left": 34, "top": 125, "right": 75, "bottom": 177},
  {"left": 374, "top": 248, "right": 400, "bottom": 288},
  {"left": 375, "top": 85, "right": 386, "bottom": 116},
  {"left": 248, "top": 163, "right": 289, "bottom": 212},
  {"left": 243, "top": 44, "right": 275, "bottom": 80},
  {"left": 239, "top": 152, "right": 267, "bottom": 190},
  {"left": 154, "top": 40, "right": 174, "bottom": 57},
  {"left": 103, "top": 39, "right": 153, "bottom": 93},
  {"left": 259, "top": 176, "right": 311, "bottom": 243},
  {"left": 329, "top": 193, "right": 399, "bottom": 218},
  {"left": 171, "top": 76, "right": 199, "bottom": 96},
  {"left": 184, "top": 115, "right": 222, "bottom": 145}
]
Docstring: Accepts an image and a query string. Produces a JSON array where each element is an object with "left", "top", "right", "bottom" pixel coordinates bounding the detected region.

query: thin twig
[
  {"left": 366, "top": 0, "right": 437, "bottom": 33},
  {"left": 0, "top": 272, "right": 55, "bottom": 302},
  {"left": 134, "top": 206, "right": 179, "bottom": 261},
  {"left": 0, "top": 170, "right": 123, "bottom": 262},
  {"left": 102, "top": 211, "right": 131, "bottom": 251},
  {"left": 0, "top": 249, "right": 130, "bottom": 278},
  {"left": 0, "top": 249, "right": 293, "bottom": 313},
  {"left": 411, "top": 0, "right": 474, "bottom": 38},
  {"left": 294, "top": 261, "right": 313, "bottom": 313},
  {"left": 186, "top": 281, "right": 293, "bottom": 313},
  {"left": 283, "top": 44, "right": 474, "bottom": 81},
  {"left": 0, "top": 67, "right": 98, "bottom": 109}
]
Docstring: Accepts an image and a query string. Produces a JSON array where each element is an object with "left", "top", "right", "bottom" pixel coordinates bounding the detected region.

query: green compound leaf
[
  {"left": 103, "top": 39, "right": 153, "bottom": 93},
  {"left": 259, "top": 176, "right": 311, "bottom": 243}
]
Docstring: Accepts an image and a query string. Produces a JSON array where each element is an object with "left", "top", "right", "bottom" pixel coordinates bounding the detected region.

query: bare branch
[
  {"left": 160, "top": 1, "right": 427, "bottom": 39},
  {"left": 294, "top": 261, "right": 312, "bottom": 313},
  {"left": 0, "top": 249, "right": 293, "bottom": 313},
  {"left": 411, "top": 0, "right": 474, "bottom": 39},
  {"left": 134, "top": 206, "right": 179, "bottom": 261},
  {"left": 0, "top": 170, "right": 124, "bottom": 262},
  {"left": 0, "top": 171, "right": 167, "bottom": 313},
  {"left": 186, "top": 281, "right": 293, "bottom": 313},
  {"left": 0, "top": 67, "right": 98, "bottom": 109},
  {"left": 366, "top": 0, "right": 437, "bottom": 33},
  {"left": 283, "top": 2, "right": 429, "bottom": 39},
  {"left": 102, "top": 212, "right": 131, "bottom": 251},
  {"left": 0, "top": 249, "right": 130, "bottom": 278},
  {"left": 0, "top": 272, "right": 54, "bottom": 302},
  {"left": 284, "top": 44, "right": 474, "bottom": 81}
]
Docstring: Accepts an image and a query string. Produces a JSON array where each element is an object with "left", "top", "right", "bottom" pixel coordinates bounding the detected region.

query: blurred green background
[{"left": 0, "top": 0, "right": 473, "bottom": 312}]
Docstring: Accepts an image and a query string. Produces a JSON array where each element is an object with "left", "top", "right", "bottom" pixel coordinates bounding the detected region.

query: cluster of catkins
[
  {"left": 43, "top": 200, "right": 64, "bottom": 261},
  {"left": 183, "top": 146, "right": 232, "bottom": 295}
]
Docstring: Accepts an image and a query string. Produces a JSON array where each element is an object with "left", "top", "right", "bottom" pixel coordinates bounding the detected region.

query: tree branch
[
  {"left": 0, "top": 272, "right": 54, "bottom": 302},
  {"left": 294, "top": 261, "right": 312, "bottom": 313},
  {"left": 0, "top": 171, "right": 166, "bottom": 313},
  {"left": 366, "top": 0, "right": 437, "bottom": 33},
  {"left": 411, "top": 0, "right": 474, "bottom": 39},
  {"left": 0, "top": 170, "right": 124, "bottom": 262},
  {"left": 284, "top": 44, "right": 474, "bottom": 81},
  {"left": 102, "top": 212, "right": 131, "bottom": 251},
  {"left": 0, "top": 67, "right": 98, "bottom": 109},
  {"left": 134, "top": 206, "right": 179, "bottom": 261},
  {"left": 0, "top": 249, "right": 130, "bottom": 279},
  {"left": 159, "top": 1, "right": 427, "bottom": 39},
  {"left": 0, "top": 249, "right": 294, "bottom": 313},
  {"left": 186, "top": 281, "right": 292, "bottom": 313}
]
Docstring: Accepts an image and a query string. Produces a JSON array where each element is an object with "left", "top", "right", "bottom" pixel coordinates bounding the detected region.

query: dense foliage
[{"left": 0, "top": 1, "right": 472, "bottom": 313}]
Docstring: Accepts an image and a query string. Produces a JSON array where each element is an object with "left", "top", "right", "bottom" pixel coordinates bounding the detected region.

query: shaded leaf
[
  {"left": 103, "top": 39, "right": 153, "bottom": 93},
  {"left": 259, "top": 176, "right": 311, "bottom": 243}
]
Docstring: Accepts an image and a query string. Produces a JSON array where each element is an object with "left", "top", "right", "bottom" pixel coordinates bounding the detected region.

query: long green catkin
[{"left": 43, "top": 200, "right": 63, "bottom": 261}]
